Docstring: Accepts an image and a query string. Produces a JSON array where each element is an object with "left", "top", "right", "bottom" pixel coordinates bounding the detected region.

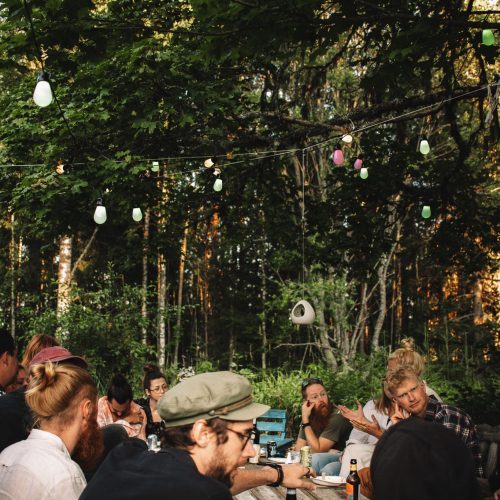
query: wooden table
[{"left": 234, "top": 464, "right": 368, "bottom": 500}]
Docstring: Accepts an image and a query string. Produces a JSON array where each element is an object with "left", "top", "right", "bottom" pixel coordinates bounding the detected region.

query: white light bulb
[
  {"left": 419, "top": 139, "right": 430, "bottom": 155},
  {"left": 33, "top": 79, "right": 53, "bottom": 107},
  {"left": 94, "top": 203, "right": 107, "bottom": 224},
  {"left": 132, "top": 208, "right": 143, "bottom": 222},
  {"left": 342, "top": 134, "right": 353, "bottom": 143},
  {"left": 204, "top": 158, "right": 214, "bottom": 168},
  {"left": 213, "top": 178, "right": 223, "bottom": 191},
  {"left": 151, "top": 161, "right": 159, "bottom": 172},
  {"left": 360, "top": 167, "right": 368, "bottom": 179}
]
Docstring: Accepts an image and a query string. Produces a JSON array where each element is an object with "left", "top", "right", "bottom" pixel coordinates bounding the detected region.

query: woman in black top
[{"left": 136, "top": 364, "right": 168, "bottom": 439}]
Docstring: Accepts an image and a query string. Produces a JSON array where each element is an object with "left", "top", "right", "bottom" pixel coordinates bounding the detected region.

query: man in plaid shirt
[{"left": 385, "top": 366, "right": 483, "bottom": 478}]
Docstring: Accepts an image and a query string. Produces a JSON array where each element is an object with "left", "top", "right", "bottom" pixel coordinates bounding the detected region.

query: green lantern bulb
[
  {"left": 482, "top": 29, "right": 494, "bottom": 46},
  {"left": 360, "top": 167, "right": 368, "bottom": 179},
  {"left": 151, "top": 161, "right": 159, "bottom": 172},
  {"left": 421, "top": 205, "right": 431, "bottom": 219},
  {"left": 213, "top": 178, "right": 223, "bottom": 192},
  {"left": 419, "top": 139, "right": 430, "bottom": 155}
]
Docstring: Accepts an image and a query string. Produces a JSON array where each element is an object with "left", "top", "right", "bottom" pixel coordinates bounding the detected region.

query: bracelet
[
  {"left": 301, "top": 422, "right": 311, "bottom": 428},
  {"left": 266, "top": 463, "right": 284, "bottom": 487}
]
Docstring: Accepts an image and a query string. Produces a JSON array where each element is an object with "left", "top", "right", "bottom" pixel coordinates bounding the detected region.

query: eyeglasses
[
  {"left": 394, "top": 382, "right": 422, "bottom": 401},
  {"left": 226, "top": 428, "right": 255, "bottom": 450},
  {"left": 301, "top": 378, "right": 323, "bottom": 390},
  {"left": 149, "top": 384, "right": 168, "bottom": 393}
]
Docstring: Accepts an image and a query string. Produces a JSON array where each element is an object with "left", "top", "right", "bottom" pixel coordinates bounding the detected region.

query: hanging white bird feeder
[{"left": 290, "top": 300, "right": 316, "bottom": 325}]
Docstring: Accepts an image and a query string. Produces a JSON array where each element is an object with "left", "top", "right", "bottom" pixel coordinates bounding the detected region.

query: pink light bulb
[
  {"left": 332, "top": 147, "right": 344, "bottom": 165},
  {"left": 354, "top": 157, "right": 363, "bottom": 170}
]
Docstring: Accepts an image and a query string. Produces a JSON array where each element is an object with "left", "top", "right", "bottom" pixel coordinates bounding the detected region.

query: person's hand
[
  {"left": 351, "top": 414, "right": 383, "bottom": 438},
  {"left": 389, "top": 402, "right": 409, "bottom": 424},
  {"left": 494, "top": 488, "right": 499, "bottom": 500},
  {"left": 301, "top": 400, "right": 313, "bottom": 422},
  {"left": 281, "top": 463, "right": 316, "bottom": 491},
  {"left": 338, "top": 400, "right": 365, "bottom": 423},
  {"left": 124, "top": 409, "right": 144, "bottom": 425}
]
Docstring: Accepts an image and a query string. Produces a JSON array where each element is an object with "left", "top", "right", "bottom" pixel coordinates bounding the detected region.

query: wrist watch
[
  {"left": 301, "top": 422, "right": 311, "bottom": 428},
  {"left": 266, "top": 463, "right": 284, "bottom": 487}
]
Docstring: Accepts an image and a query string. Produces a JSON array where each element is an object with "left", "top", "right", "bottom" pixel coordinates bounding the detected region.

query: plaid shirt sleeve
[{"left": 425, "top": 399, "right": 484, "bottom": 477}]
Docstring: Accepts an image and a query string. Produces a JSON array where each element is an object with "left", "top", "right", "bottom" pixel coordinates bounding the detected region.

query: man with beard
[
  {"left": 294, "top": 378, "right": 352, "bottom": 476},
  {"left": 0, "top": 362, "right": 103, "bottom": 499},
  {"left": 0, "top": 332, "right": 18, "bottom": 396},
  {"left": 81, "top": 371, "right": 316, "bottom": 500}
]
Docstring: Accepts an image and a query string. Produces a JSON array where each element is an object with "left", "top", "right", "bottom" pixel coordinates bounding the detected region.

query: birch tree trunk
[
  {"left": 173, "top": 222, "right": 188, "bottom": 368},
  {"left": 157, "top": 252, "right": 167, "bottom": 369},
  {"left": 9, "top": 213, "right": 16, "bottom": 340},
  {"left": 56, "top": 236, "right": 72, "bottom": 342},
  {"left": 141, "top": 209, "right": 150, "bottom": 345}
]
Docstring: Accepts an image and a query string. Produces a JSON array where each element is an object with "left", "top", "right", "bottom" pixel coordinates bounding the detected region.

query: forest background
[{"left": 0, "top": 0, "right": 498, "bottom": 426}]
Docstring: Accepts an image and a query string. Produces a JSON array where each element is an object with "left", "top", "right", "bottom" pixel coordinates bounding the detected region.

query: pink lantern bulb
[
  {"left": 354, "top": 157, "right": 363, "bottom": 170},
  {"left": 332, "top": 148, "right": 344, "bottom": 165}
]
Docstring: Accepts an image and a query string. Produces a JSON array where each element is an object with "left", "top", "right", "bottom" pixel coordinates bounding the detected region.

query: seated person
[
  {"left": 294, "top": 377, "right": 351, "bottom": 476},
  {"left": 371, "top": 417, "right": 481, "bottom": 500},
  {"left": 97, "top": 374, "right": 146, "bottom": 441},
  {"left": 135, "top": 364, "right": 168, "bottom": 439}
]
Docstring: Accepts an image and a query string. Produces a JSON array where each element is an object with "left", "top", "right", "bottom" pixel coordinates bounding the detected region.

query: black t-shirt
[
  {"left": 0, "top": 386, "right": 32, "bottom": 453},
  {"left": 80, "top": 440, "right": 232, "bottom": 500}
]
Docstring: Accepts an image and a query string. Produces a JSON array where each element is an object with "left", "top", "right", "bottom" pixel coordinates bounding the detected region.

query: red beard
[
  {"left": 310, "top": 401, "right": 333, "bottom": 434},
  {"left": 73, "top": 414, "right": 104, "bottom": 473}
]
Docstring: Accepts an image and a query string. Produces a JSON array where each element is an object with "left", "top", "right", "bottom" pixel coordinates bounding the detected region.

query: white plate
[
  {"left": 267, "top": 457, "right": 287, "bottom": 464},
  {"left": 312, "top": 476, "right": 346, "bottom": 487}
]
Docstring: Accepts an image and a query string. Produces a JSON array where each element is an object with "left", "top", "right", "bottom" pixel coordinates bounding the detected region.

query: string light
[
  {"left": 421, "top": 205, "right": 431, "bottom": 218},
  {"left": 132, "top": 207, "right": 143, "bottom": 221},
  {"left": 204, "top": 158, "right": 214, "bottom": 168},
  {"left": 332, "top": 144, "right": 344, "bottom": 165},
  {"left": 33, "top": 71, "right": 53, "bottom": 107},
  {"left": 353, "top": 156, "right": 363, "bottom": 170},
  {"left": 360, "top": 167, "right": 368, "bottom": 179},
  {"left": 419, "top": 138, "right": 430, "bottom": 155},
  {"left": 341, "top": 134, "right": 353, "bottom": 144},
  {"left": 213, "top": 166, "right": 222, "bottom": 192},
  {"left": 93, "top": 198, "right": 107, "bottom": 224},
  {"left": 482, "top": 29, "right": 494, "bottom": 46},
  {"left": 151, "top": 161, "right": 159, "bottom": 172}
]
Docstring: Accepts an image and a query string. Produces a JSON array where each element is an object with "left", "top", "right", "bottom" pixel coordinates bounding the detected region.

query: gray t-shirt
[{"left": 298, "top": 411, "right": 352, "bottom": 451}]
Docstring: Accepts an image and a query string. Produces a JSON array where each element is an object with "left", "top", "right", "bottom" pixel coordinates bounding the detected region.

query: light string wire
[{"left": 0, "top": 81, "right": 498, "bottom": 170}]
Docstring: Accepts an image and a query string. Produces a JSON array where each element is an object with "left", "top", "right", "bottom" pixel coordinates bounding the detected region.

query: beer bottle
[
  {"left": 345, "top": 458, "right": 360, "bottom": 500},
  {"left": 252, "top": 418, "right": 260, "bottom": 445},
  {"left": 285, "top": 489, "right": 297, "bottom": 499}
]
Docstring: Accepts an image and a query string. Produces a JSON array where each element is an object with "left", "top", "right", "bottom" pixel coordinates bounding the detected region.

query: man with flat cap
[{"left": 81, "top": 371, "right": 315, "bottom": 499}]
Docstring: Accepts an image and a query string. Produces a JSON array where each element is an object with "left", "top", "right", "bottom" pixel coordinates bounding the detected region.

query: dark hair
[
  {"left": 0, "top": 333, "right": 16, "bottom": 356},
  {"left": 301, "top": 377, "right": 324, "bottom": 399},
  {"left": 107, "top": 374, "right": 133, "bottom": 404},
  {"left": 161, "top": 418, "right": 229, "bottom": 450},
  {"left": 142, "top": 364, "right": 167, "bottom": 392}
]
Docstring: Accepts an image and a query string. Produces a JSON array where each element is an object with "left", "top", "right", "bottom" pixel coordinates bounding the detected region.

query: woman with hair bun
[
  {"left": 387, "top": 337, "right": 441, "bottom": 401},
  {"left": 0, "top": 362, "right": 102, "bottom": 499},
  {"left": 136, "top": 364, "right": 168, "bottom": 438},
  {"left": 97, "top": 374, "right": 147, "bottom": 441}
]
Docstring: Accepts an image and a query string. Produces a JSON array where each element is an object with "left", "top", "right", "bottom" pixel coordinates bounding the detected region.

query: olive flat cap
[{"left": 158, "top": 371, "right": 269, "bottom": 427}]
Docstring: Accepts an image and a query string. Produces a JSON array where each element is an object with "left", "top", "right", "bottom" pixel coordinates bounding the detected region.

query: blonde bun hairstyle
[
  {"left": 26, "top": 362, "right": 96, "bottom": 428},
  {"left": 388, "top": 337, "right": 426, "bottom": 377}
]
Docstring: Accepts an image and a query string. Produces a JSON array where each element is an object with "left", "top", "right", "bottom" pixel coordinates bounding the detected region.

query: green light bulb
[
  {"left": 419, "top": 139, "right": 430, "bottom": 155},
  {"left": 213, "top": 178, "right": 223, "bottom": 191},
  {"left": 482, "top": 29, "right": 494, "bottom": 46},
  {"left": 421, "top": 205, "right": 431, "bottom": 219},
  {"left": 360, "top": 167, "right": 368, "bottom": 179},
  {"left": 151, "top": 161, "right": 159, "bottom": 172}
]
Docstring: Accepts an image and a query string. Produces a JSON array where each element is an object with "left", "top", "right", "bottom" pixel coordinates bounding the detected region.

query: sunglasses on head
[{"left": 301, "top": 378, "right": 323, "bottom": 390}]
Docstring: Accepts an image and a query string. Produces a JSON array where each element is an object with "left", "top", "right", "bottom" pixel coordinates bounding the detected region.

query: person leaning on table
[{"left": 81, "top": 371, "right": 316, "bottom": 500}]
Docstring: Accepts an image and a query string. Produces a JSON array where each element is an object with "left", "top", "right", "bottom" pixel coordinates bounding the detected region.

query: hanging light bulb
[
  {"left": 419, "top": 138, "right": 430, "bottom": 155},
  {"left": 360, "top": 167, "right": 368, "bottom": 179},
  {"left": 132, "top": 207, "right": 143, "bottom": 221},
  {"left": 213, "top": 178, "right": 223, "bottom": 192},
  {"left": 332, "top": 144, "right": 344, "bottom": 165},
  {"left": 421, "top": 205, "right": 431, "bottom": 219},
  {"left": 56, "top": 162, "right": 64, "bottom": 174},
  {"left": 204, "top": 158, "right": 214, "bottom": 168},
  {"left": 482, "top": 29, "right": 494, "bottom": 46},
  {"left": 353, "top": 156, "right": 363, "bottom": 170},
  {"left": 341, "top": 134, "right": 353, "bottom": 144},
  {"left": 93, "top": 198, "right": 107, "bottom": 224},
  {"left": 33, "top": 71, "right": 53, "bottom": 107},
  {"left": 151, "top": 161, "right": 159, "bottom": 172}
]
